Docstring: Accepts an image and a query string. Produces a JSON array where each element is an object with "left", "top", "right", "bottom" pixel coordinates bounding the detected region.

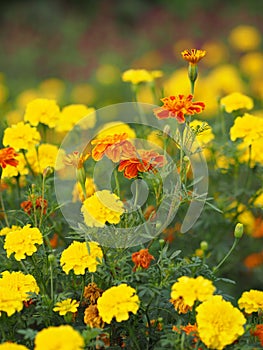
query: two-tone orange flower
[
  {"left": 132, "top": 248, "right": 155, "bottom": 271},
  {"left": 91, "top": 133, "right": 133, "bottom": 162},
  {"left": 154, "top": 95, "right": 205, "bottom": 123},
  {"left": 181, "top": 49, "right": 206, "bottom": 65},
  {"left": 118, "top": 149, "right": 166, "bottom": 179},
  {"left": 0, "top": 147, "right": 19, "bottom": 169},
  {"left": 21, "top": 195, "right": 48, "bottom": 215}
]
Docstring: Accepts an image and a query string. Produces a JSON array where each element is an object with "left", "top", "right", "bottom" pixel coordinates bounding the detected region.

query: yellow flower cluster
[
  {"left": 0, "top": 271, "right": 39, "bottom": 316},
  {"left": 122, "top": 69, "right": 163, "bottom": 85},
  {"left": 4, "top": 224, "right": 43, "bottom": 260},
  {"left": 97, "top": 284, "right": 140, "bottom": 323},
  {"left": 220, "top": 92, "right": 254, "bottom": 113},
  {"left": 56, "top": 104, "right": 96, "bottom": 133},
  {"left": 24, "top": 98, "right": 60, "bottom": 128},
  {"left": 230, "top": 113, "right": 263, "bottom": 144},
  {"left": 238, "top": 289, "right": 263, "bottom": 313},
  {"left": 3, "top": 122, "right": 41, "bottom": 151},
  {"left": 34, "top": 325, "right": 84, "bottom": 350},
  {"left": 81, "top": 190, "right": 124, "bottom": 227},
  {"left": 196, "top": 295, "right": 246, "bottom": 350},
  {"left": 53, "top": 298, "right": 79, "bottom": 316},
  {"left": 60, "top": 241, "right": 103, "bottom": 275},
  {"left": 170, "top": 276, "right": 215, "bottom": 313}
]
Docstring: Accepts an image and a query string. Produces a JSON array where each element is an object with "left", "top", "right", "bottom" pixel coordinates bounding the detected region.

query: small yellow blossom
[
  {"left": 190, "top": 119, "right": 215, "bottom": 146},
  {"left": 60, "top": 241, "right": 103, "bottom": 275},
  {"left": 56, "top": 104, "right": 96, "bottom": 133},
  {"left": 238, "top": 289, "right": 263, "bottom": 313},
  {"left": 237, "top": 138, "right": 263, "bottom": 167},
  {"left": 196, "top": 295, "right": 246, "bottom": 350},
  {"left": 181, "top": 49, "right": 206, "bottom": 65},
  {"left": 72, "top": 177, "right": 96, "bottom": 202},
  {"left": 34, "top": 325, "right": 84, "bottom": 350},
  {"left": 53, "top": 298, "right": 79, "bottom": 316},
  {"left": 97, "top": 284, "right": 140, "bottom": 323},
  {"left": 26, "top": 143, "right": 65, "bottom": 174},
  {"left": 170, "top": 276, "right": 215, "bottom": 313},
  {"left": 122, "top": 69, "right": 163, "bottom": 85},
  {"left": 220, "top": 92, "right": 254, "bottom": 113},
  {"left": 70, "top": 83, "right": 96, "bottom": 105},
  {"left": 24, "top": 98, "right": 60, "bottom": 128},
  {"left": 230, "top": 113, "right": 263, "bottom": 145},
  {"left": 4, "top": 224, "right": 43, "bottom": 260},
  {"left": 38, "top": 78, "right": 65, "bottom": 100},
  {"left": 239, "top": 52, "right": 263, "bottom": 78},
  {"left": 3, "top": 122, "right": 41, "bottom": 151},
  {"left": 81, "top": 190, "right": 124, "bottom": 227},
  {"left": 228, "top": 25, "right": 261, "bottom": 51}
]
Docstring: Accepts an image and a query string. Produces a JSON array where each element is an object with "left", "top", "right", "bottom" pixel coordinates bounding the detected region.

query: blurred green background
[{"left": 0, "top": 0, "right": 262, "bottom": 101}]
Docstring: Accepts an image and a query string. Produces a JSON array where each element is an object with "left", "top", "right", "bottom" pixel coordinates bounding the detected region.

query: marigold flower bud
[
  {"left": 200, "top": 241, "right": 208, "bottom": 251},
  {"left": 234, "top": 223, "right": 244, "bottom": 239}
]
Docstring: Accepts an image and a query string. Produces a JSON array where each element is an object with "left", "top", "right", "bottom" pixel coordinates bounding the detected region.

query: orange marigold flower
[
  {"left": 251, "top": 324, "right": 263, "bottom": 346},
  {"left": 153, "top": 95, "right": 205, "bottom": 123},
  {"left": 252, "top": 217, "right": 263, "bottom": 238},
  {"left": 91, "top": 133, "right": 132, "bottom": 162},
  {"left": 63, "top": 151, "right": 89, "bottom": 169},
  {"left": 118, "top": 149, "right": 166, "bottom": 179},
  {"left": 0, "top": 147, "right": 19, "bottom": 169},
  {"left": 21, "top": 195, "right": 48, "bottom": 215},
  {"left": 244, "top": 251, "right": 263, "bottom": 269},
  {"left": 181, "top": 49, "right": 206, "bottom": 65},
  {"left": 132, "top": 248, "right": 155, "bottom": 271}
]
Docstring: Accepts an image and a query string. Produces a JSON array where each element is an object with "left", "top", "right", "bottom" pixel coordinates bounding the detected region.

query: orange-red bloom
[
  {"left": 244, "top": 251, "right": 263, "bottom": 269},
  {"left": 132, "top": 248, "right": 155, "bottom": 271},
  {"left": 91, "top": 133, "right": 132, "bottom": 162},
  {"left": 21, "top": 195, "right": 48, "bottom": 215},
  {"left": 251, "top": 324, "right": 263, "bottom": 346},
  {"left": 118, "top": 149, "right": 166, "bottom": 179},
  {"left": 181, "top": 49, "right": 206, "bottom": 65},
  {"left": 0, "top": 147, "right": 19, "bottom": 169},
  {"left": 154, "top": 95, "right": 205, "bottom": 123}
]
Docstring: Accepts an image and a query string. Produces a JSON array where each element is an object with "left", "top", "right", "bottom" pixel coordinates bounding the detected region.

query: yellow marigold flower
[
  {"left": 230, "top": 113, "right": 263, "bottom": 145},
  {"left": 24, "top": 98, "right": 60, "bottom": 128},
  {"left": 0, "top": 343, "right": 29, "bottom": 350},
  {"left": 84, "top": 304, "right": 104, "bottom": 328},
  {"left": 190, "top": 119, "right": 215, "bottom": 146},
  {"left": 237, "top": 138, "right": 263, "bottom": 167},
  {"left": 34, "top": 325, "right": 84, "bottom": 350},
  {"left": 0, "top": 225, "right": 22, "bottom": 236},
  {"left": 96, "top": 64, "right": 120, "bottom": 85},
  {"left": 122, "top": 69, "right": 163, "bottom": 85},
  {"left": 70, "top": 83, "right": 96, "bottom": 105},
  {"left": 72, "top": 177, "right": 96, "bottom": 202},
  {"left": 38, "top": 78, "right": 65, "bottom": 100},
  {"left": 60, "top": 241, "right": 103, "bottom": 275},
  {"left": 170, "top": 276, "right": 215, "bottom": 313},
  {"left": 0, "top": 271, "right": 39, "bottom": 301},
  {"left": 56, "top": 104, "right": 96, "bottom": 133},
  {"left": 53, "top": 298, "right": 79, "bottom": 316},
  {"left": 3, "top": 122, "right": 41, "bottom": 151},
  {"left": 81, "top": 190, "right": 124, "bottom": 227},
  {"left": 2, "top": 153, "right": 28, "bottom": 178},
  {"left": 0, "top": 286, "right": 24, "bottom": 316},
  {"left": 4, "top": 224, "right": 43, "bottom": 260},
  {"left": 196, "top": 295, "right": 246, "bottom": 350},
  {"left": 228, "top": 25, "right": 261, "bottom": 51},
  {"left": 220, "top": 92, "right": 254, "bottom": 113},
  {"left": 238, "top": 289, "right": 263, "bottom": 313},
  {"left": 26, "top": 143, "right": 65, "bottom": 174},
  {"left": 147, "top": 130, "right": 164, "bottom": 148},
  {"left": 181, "top": 49, "right": 206, "bottom": 65},
  {"left": 97, "top": 284, "right": 140, "bottom": 323},
  {"left": 96, "top": 121, "right": 136, "bottom": 140}
]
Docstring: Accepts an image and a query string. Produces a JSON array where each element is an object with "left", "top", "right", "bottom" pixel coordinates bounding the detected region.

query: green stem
[
  {"left": 21, "top": 149, "right": 35, "bottom": 176},
  {"left": 38, "top": 174, "right": 46, "bottom": 229},
  {"left": 114, "top": 168, "right": 120, "bottom": 197},
  {"left": 213, "top": 237, "right": 240, "bottom": 273},
  {"left": 50, "top": 263, "right": 54, "bottom": 301},
  {"left": 0, "top": 177, "right": 9, "bottom": 227}
]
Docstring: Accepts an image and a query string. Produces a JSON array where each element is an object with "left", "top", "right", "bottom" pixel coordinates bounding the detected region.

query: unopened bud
[
  {"left": 188, "top": 64, "right": 198, "bottom": 84},
  {"left": 159, "top": 239, "right": 165, "bottom": 247},
  {"left": 48, "top": 254, "right": 56, "bottom": 264},
  {"left": 76, "top": 167, "right": 86, "bottom": 187},
  {"left": 163, "top": 124, "right": 171, "bottom": 137},
  {"left": 200, "top": 241, "right": 208, "bottom": 251},
  {"left": 183, "top": 155, "right": 190, "bottom": 162},
  {"left": 43, "top": 166, "right": 53, "bottom": 178},
  {"left": 234, "top": 223, "right": 244, "bottom": 239}
]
